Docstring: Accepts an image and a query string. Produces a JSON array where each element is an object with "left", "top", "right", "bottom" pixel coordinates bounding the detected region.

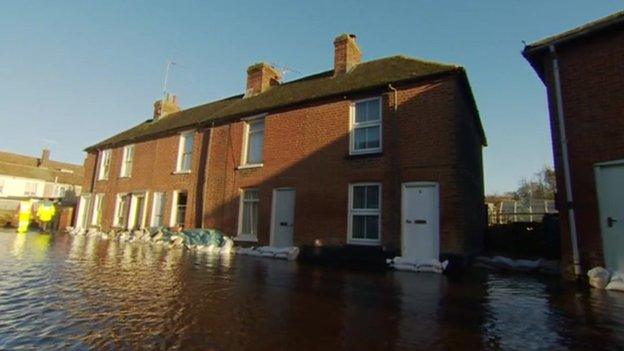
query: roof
[
  {"left": 0, "top": 150, "right": 84, "bottom": 185},
  {"left": 87, "top": 55, "right": 485, "bottom": 151},
  {"left": 523, "top": 11, "right": 624, "bottom": 76}
]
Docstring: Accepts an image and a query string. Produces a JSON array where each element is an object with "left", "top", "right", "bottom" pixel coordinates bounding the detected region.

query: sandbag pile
[
  {"left": 474, "top": 256, "right": 560, "bottom": 274},
  {"left": 587, "top": 267, "right": 624, "bottom": 292},
  {"left": 236, "top": 246, "right": 300, "bottom": 261},
  {"left": 386, "top": 257, "right": 449, "bottom": 274},
  {"left": 66, "top": 226, "right": 234, "bottom": 254}
]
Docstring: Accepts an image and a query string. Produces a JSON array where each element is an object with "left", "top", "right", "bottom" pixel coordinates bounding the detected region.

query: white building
[{"left": 0, "top": 149, "right": 83, "bottom": 205}]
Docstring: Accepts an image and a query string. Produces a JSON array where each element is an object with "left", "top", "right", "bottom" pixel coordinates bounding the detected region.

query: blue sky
[{"left": 0, "top": 1, "right": 621, "bottom": 193}]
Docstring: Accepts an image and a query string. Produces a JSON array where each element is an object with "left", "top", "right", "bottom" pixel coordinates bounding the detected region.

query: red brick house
[
  {"left": 523, "top": 12, "right": 624, "bottom": 277},
  {"left": 78, "top": 34, "right": 486, "bottom": 260}
]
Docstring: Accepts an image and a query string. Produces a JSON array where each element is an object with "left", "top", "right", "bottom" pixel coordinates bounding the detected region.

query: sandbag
[{"left": 587, "top": 266, "right": 610, "bottom": 289}]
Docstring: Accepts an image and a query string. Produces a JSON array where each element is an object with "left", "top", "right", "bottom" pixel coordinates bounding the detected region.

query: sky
[{"left": 0, "top": 1, "right": 621, "bottom": 194}]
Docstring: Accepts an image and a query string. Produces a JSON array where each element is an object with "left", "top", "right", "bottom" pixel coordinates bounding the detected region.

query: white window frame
[
  {"left": 237, "top": 188, "right": 260, "bottom": 241},
  {"left": 349, "top": 97, "right": 383, "bottom": 155},
  {"left": 24, "top": 182, "right": 38, "bottom": 196},
  {"left": 150, "top": 192, "right": 166, "bottom": 227},
  {"left": 170, "top": 190, "right": 188, "bottom": 227},
  {"left": 120, "top": 144, "right": 134, "bottom": 178},
  {"left": 176, "top": 131, "right": 194, "bottom": 173},
  {"left": 347, "top": 182, "right": 382, "bottom": 245},
  {"left": 98, "top": 149, "right": 112, "bottom": 180},
  {"left": 240, "top": 115, "right": 265, "bottom": 168},
  {"left": 0, "top": 179, "right": 4, "bottom": 194},
  {"left": 91, "top": 193, "right": 104, "bottom": 226}
]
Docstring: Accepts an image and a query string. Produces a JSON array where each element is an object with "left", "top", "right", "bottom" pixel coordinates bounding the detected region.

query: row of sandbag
[
  {"left": 66, "top": 226, "right": 234, "bottom": 254},
  {"left": 386, "top": 257, "right": 449, "bottom": 274},
  {"left": 473, "top": 256, "right": 560, "bottom": 275},
  {"left": 587, "top": 267, "right": 624, "bottom": 292},
  {"left": 236, "top": 246, "right": 300, "bottom": 261}
]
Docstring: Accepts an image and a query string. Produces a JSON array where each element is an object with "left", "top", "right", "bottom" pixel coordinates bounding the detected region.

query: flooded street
[{"left": 1, "top": 231, "right": 623, "bottom": 350}]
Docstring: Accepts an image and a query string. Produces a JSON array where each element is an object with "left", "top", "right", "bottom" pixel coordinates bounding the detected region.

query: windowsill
[
  {"left": 96, "top": 178, "right": 108, "bottom": 182},
  {"left": 345, "top": 151, "right": 383, "bottom": 159},
  {"left": 234, "top": 235, "right": 258, "bottom": 242},
  {"left": 172, "top": 170, "right": 192, "bottom": 175},
  {"left": 347, "top": 240, "right": 381, "bottom": 246},
  {"left": 118, "top": 176, "right": 131, "bottom": 179},
  {"left": 236, "top": 163, "right": 263, "bottom": 170}
]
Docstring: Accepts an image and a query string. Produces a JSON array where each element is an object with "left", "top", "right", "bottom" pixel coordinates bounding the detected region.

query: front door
[
  {"left": 401, "top": 183, "right": 439, "bottom": 261},
  {"left": 596, "top": 162, "right": 624, "bottom": 271},
  {"left": 130, "top": 194, "right": 146, "bottom": 230},
  {"left": 271, "top": 188, "right": 296, "bottom": 247},
  {"left": 76, "top": 195, "right": 91, "bottom": 229}
]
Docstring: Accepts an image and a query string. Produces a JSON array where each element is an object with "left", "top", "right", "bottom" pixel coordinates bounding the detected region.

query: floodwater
[{"left": 1, "top": 231, "right": 623, "bottom": 350}]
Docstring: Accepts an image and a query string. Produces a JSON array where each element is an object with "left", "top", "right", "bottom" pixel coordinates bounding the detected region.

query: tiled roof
[
  {"left": 0, "top": 151, "right": 84, "bottom": 185},
  {"left": 87, "top": 55, "right": 485, "bottom": 150}
]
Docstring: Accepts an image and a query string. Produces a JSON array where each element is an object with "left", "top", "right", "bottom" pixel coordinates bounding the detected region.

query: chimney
[
  {"left": 333, "top": 33, "right": 361, "bottom": 76},
  {"left": 246, "top": 62, "right": 281, "bottom": 97},
  {"left": 39, "top": 148, "right": 50, "bottom": 167},
  {"left": 153, "top": 93, "right": 180, "bottom": 119}
]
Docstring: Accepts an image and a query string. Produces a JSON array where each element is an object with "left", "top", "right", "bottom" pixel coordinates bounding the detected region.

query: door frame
[
  {"left": 401, "top": 181, "right": 440, "bottom": 258},
  {"left": 594, "top": 158, "right": 624, "bottom": 269},
  {"left": 270, "top": 187, "right": 296, "bottom": 247},
  {"left": 76, "top": 194, "right": 91, "bottom": 229},
  {"left": 128, "top": 191, "right": 149, "bottom": 230}
]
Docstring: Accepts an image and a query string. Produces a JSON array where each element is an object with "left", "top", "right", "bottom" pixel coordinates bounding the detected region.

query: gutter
[
  {"left": 388, "top": 84, "right": 401, "bottom": 249},
  {"left": 550, "top": 44, "right": 581, "bottom": 277}
]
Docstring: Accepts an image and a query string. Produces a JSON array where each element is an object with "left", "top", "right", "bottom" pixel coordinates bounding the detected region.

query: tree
[{"left": 512, "top": 166, "right": 556, "bottom": 204}]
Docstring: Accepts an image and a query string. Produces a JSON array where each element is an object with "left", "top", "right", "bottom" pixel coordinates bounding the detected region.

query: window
[
  {"left": 120, "top": 145, "right": 134, "bottom": 177},
  {"left": 91, "top": 194, "right": 104, "bottom": 226},
  {"left": 171, "top": 191, "right": 188, "bottom": 227},
  {"left": 24, "top": 182, "right": 38, "bottom": 196},
  {"left": 56, "top": 186, "right": 67, "bottom": 198},
  {"left": 98, "top": 150, "right": 112, "bottom": 180},
  {"left": 238, "top": 189, "right": 259, "bottom": 238},
  {"left": 348, "top": 183, "right": 381, "bottom": 244},
  {"left": 114, "top": 194, "right": 129, "bottom": 227},
  {"left": 350, "top": 97, "right": 382, "bottom": 154},
  {"left": 243, "top": 118, "right": 264, "bottom": 165},
  {"left": 176, "top": 131, "right": 194, "bottom": 172},
  {"left": 150, "top": 192, "right": 166, "bottom": 227}
]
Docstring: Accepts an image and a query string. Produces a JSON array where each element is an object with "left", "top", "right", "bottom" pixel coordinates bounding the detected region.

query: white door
[
  {"left": 596, "top": 162, "right": 624, "bottom": 272},
  {"left": 401, "top": 183, "right": 439, "bottom": 261},
  {"left": 271, "top": 188, "right": 296, "bottom": 247},
  {"left": 76, "top": 195, "right": 91, "bottom": 229}
]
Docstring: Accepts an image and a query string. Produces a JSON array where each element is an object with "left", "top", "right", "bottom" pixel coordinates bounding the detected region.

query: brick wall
[
  {"left": 540, "top": 28, "right": 624, "bottom": 277},
  {"left": 82, "top": 74, "right": 485, "bottom": 257}
]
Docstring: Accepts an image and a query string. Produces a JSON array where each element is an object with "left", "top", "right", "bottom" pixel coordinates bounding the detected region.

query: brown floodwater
[{"left": 1, "top": 230, "right": 623, "bottom": 350}]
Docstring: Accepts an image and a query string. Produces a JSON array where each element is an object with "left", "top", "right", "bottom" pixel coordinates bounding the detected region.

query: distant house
[
  {"left": 0, "top": 149, "right": 83, "bottom": 203},
  {"left": 78, "top": 34, "right": 486, "bottom": 261},
  {"left": 523, "top": 11, "right": 624, "bottom": 277}
]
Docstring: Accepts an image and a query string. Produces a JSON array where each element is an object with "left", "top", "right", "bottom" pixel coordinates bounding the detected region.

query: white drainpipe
[{"left": 550, "top": 44, "right": 581, "bottom": 276}]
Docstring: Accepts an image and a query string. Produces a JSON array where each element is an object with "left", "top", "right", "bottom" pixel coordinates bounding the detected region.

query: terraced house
[{"left": 78, "top": 34, "right": 486, "bottom": 261}]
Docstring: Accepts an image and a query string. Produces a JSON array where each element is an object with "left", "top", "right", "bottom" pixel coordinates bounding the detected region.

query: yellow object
[
  {"left": 17, "top": 200, "right": 32, "bottom": 233},
  {"left": 37, "top": 202, "right": 56, "bottom": 222}
]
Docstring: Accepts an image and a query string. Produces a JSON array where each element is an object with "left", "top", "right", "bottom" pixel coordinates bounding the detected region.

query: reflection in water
[{"left": 1, "top": 231, "right": 624, "bottom": 350}]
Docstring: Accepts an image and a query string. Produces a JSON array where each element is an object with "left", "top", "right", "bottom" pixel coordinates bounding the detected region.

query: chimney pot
[
  {"left": 154, "top": 93, "right": 180, "bottom": 119},
  {"left": 245, "top": 62, "right": 282, "bottom": 97},
  {"left": 334, "top": 33, "right": 362, "bottom": 76},
  {"left": 39, "top": 149, "right": 50, "bottom": 167}
]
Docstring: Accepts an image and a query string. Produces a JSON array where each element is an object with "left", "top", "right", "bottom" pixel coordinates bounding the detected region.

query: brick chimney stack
[
  {"left": 153, "top": 93, "right": 180, "bottom": 119},
  {"left": 333, "top": 33, "right": 361, "bottom": 76},
  {"left": 246, "top": 62, "right": 281, "bottom": 97},
  {"left": 39, "top": 148, "right": 50, "bottom": 167}
]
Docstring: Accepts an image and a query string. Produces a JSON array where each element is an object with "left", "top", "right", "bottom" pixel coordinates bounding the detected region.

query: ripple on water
[{"left": 1, "top": 231, "right": 624, "bottom": 350}]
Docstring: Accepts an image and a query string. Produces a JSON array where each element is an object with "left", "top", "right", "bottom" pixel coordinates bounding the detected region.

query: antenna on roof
[
  {"left": 269, "top": 62, "right": 301, "bottom": 77},
  {"left": 162, "top": 59, "right": 177, "bottom": 99}
]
